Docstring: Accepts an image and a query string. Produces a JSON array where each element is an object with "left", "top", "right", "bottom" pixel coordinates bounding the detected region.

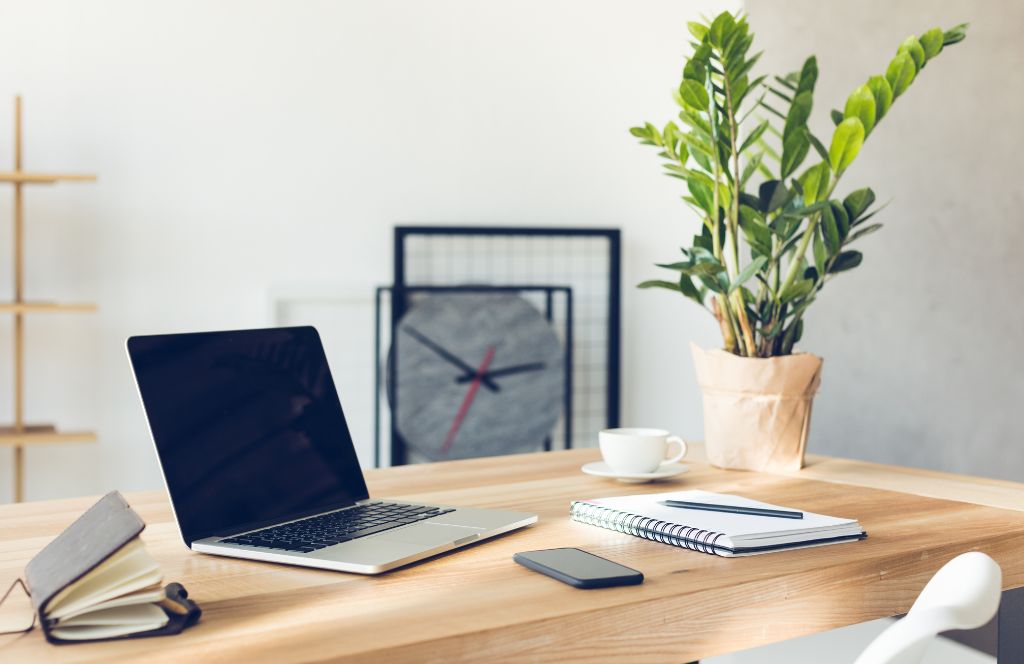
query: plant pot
[{"left": 690, "top": 342, "right": 823, "bottom": 472}]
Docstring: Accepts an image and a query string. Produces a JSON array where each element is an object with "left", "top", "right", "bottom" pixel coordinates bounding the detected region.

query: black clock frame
[{"left": 375, "top": 284, "right": 573, "bottom": 466}]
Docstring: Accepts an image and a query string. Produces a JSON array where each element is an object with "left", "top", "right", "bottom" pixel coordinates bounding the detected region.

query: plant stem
[
  {"left": 723, "top": 66, "right": 756, "bottom": 357},
  {"left": 704, "top": 68, "right": 742, "bottom": 354},
  {"left": 777, "top": 176, "right": 839, "bottom": 300}
]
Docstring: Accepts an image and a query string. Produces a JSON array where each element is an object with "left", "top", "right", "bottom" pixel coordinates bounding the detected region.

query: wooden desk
[{"left": 2, "top": 445, "right": 1024, "bottom": 663}]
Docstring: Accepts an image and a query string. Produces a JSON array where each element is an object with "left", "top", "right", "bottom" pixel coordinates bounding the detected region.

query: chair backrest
[{"left": 854, "top": 551, "right": 1002, "bottom": 664}]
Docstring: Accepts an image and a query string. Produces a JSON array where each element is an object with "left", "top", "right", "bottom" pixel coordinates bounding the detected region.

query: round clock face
[{"left": 389, "top": 292, "right": 564, "bottom": 461}]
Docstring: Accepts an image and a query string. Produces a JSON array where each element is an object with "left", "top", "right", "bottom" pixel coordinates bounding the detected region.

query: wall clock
[{"left": 386, "top": 291, "right": 566, "bottom": 462}]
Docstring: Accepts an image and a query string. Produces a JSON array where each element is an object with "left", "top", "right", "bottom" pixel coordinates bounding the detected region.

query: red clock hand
[{"left": 441, "top": 346, "right": 496, "bottom": 454}]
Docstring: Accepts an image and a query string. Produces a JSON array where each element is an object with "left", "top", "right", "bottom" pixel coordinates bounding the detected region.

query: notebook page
[{"left": 583, "top": 490, "right": 857, "bottom": 539}]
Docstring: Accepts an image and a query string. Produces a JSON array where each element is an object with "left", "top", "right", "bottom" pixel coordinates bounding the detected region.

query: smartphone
[{"left": 513, "top": 548, "right": 644, "bottom": 589}]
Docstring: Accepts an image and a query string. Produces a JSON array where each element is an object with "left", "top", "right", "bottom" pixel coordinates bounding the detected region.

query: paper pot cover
[{"left": 691, "top": 343, "right": 823, "bottom": 472}]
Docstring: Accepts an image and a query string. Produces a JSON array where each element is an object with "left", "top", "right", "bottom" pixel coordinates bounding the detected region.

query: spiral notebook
[{"left": 570, "top": 490, "right": 866, "bottom": 557}]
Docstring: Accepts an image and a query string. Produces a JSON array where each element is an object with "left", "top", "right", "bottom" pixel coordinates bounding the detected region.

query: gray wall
[{"left": 746, "top": 0, "right": 1024, "bottom": 479}]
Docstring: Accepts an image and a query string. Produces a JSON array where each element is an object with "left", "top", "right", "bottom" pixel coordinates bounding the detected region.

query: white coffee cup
[{"left": 598, "top": 428, "right": 688, "bottom": 474}]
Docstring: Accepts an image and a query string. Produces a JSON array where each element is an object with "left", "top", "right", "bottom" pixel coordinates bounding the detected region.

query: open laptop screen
[{"left": 127, "top": 326, "right": 370, "bottom": 544}]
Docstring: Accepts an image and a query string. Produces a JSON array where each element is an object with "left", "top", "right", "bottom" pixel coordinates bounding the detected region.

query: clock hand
[
  {"left": 455, "top": 362, "right": 546, "bottom": 384},
  {"left": 441, "top": 346, "right": 496, "bottom": 455},
  {"left": 402, "top": 325, "right": 499, "bottom": 392}
]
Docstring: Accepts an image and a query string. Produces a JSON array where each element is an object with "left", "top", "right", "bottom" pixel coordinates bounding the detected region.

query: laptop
[{"left": 126, "top": 326, "right": 537, "bottom": 574}]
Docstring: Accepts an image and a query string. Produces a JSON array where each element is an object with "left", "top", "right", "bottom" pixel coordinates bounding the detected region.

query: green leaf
[
  {"left": 829, "top": 117, "right": 865, "bottom": 173},
  {"left": 687, "top": 176, "right": 715, "bottom": 215},
  {"left": 812, "top": 226, "right": 826, "bottom": 275},
  {"left": 821, "top": 204, "right": 841, "bottom": 253},
  {"left": 735, "top": 74, "right": 766, "bottom": 107},
  {"left": 866, "top": 75, "right": 893, "bottom": 121},
  {"left": 830, "top": 109, "right": 844, "bottom": 126},
  {"left": 797, "top": 162, "right": 831, "bottom": 205},
  {"left": 845, "top": 223, "right": 883, "bottom": 244},
  {"left": 739, "top": 205, "right": 772, "bottom": 255},
  {"left": 678, "top": 79, "right": 710, "bottom": 111},
  {"left": 777, "top": 199, "right": 831, "bottom": 221},
  {"left": 678, "top": 274, "right": 704, "bottom": 305},
  {"left": 644, "top": 122, "right": 663, "bottom": 146},
  {"left": 683, "top": 58, "right": 707, "bottom": 83},
  {"left": 758, "top": 180, "right": 793, "bottom": 213},
  {"left": 919, "top": 28, "right": 944, "bottom": 60},
  {"left": 943, "top": 23, "right": 968, "bottom": 46},
  {"left": 637, "top": 280, "right": 680, "bottom": 291},
  {"left": 731, "top": 52, "right": 761, "bottom": 84},
  {"left": 687, "top": 22, "right": 709, "bottom": 41},
  {"left": 723, "top": 20, "right": 750, "bottom": 59},
  {"left": 708, "top": 11, "right": 735, "bottom": 48},
  {"left": 807, "top": 131, "right": 830, "bottom": 162},
  {"left": 830, "top": 200, "right": 850, "bottom": 240},
  {"left": 655, "top": 258, "right": 721, "bottom": 278},
  {"left": 797, "top": 56, "right": 818, "bottom": 95},
  {"left": 691, "top": 147, "right": 712, "bottom": 173},
  {"left": 843, "top": 187, "right": 876, "bottom": 221},
  {"left": 898, "top": 36, "right": 926, "bottom": 71},
  {"left": 760, "top": 101, "right": 787, "bottom": 121},
  {"left": 699, "top": 271, "right": 729, "bottom": 294},
  {"left": 780, "top": 127, "right": 810, "bottom": 179},
  {"left": 729, "top": 256, "right": 768, "bottom": 293},
  {"left": 886, "top": 52, "right": 916, "bottom": 98},
  {"left": 740, "top": 151, "right": 764, "bottom": 187},
  {"left": 783, "top": 91, "right": 813, "bottom": 140},
  {"left": 739, "top": 120, "right": 769, "bottom": 153},
  {"left": 828, "top": 250, "right": 863, "bottom": 273},
  {"left": 843, "top": 84, "right": 876, "bottom": 135},
  {"left": 694, "top": 226, "right": 713, "bottom": 253},
  {"left": 780, "top": 278, "right": 815, "bottom": 303}
]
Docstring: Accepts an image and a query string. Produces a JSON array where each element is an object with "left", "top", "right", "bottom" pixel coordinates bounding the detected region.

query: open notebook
[
  {"left": 23, "top": 491, "right": 200, "bottom": 643},
  {"left": 571, "top": 490, "right": 866, "bottom": 557}
]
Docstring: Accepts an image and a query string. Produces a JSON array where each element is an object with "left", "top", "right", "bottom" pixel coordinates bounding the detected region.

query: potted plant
[{"left": 632, "top": 12, "right": 967, "bottom": 472}]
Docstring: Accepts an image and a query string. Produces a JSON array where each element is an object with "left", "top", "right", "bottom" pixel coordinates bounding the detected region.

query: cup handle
[{"left": 664, "top": 436, "right": 688, "bottom": 464}]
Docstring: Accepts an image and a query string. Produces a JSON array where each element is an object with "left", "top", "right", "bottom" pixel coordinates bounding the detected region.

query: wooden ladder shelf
[{"left": 2, "top": 96, "right": 97, "bottom": 502}]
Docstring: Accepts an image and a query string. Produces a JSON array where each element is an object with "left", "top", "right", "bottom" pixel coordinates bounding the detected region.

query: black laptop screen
[{"left": 127, "top": 326, "right": 370, "bottom": 544}]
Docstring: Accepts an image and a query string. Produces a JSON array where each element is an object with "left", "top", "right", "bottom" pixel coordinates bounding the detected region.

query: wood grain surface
[{"left": 2, "top": 445, "right": 1023, "bottom": 663}]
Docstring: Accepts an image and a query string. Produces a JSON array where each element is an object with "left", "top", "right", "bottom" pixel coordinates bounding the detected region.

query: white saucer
[{"left": 581, "top": 461, "right": 689, "bottom": 484}]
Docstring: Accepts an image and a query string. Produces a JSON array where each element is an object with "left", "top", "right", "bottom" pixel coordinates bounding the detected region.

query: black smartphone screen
[{"left": 513, "top": 548, "right": 643, "bottom": 588}]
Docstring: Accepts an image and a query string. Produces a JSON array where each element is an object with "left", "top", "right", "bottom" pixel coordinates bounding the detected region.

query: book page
[
  {"left": 54, "top": 585, "right": 164, "bottom": 622},
  {"left": 46, "top": 538, "right": 162, "bottom": 620},
  {"left": 50, "top": 604, "right": 169, "bottom": 641}
]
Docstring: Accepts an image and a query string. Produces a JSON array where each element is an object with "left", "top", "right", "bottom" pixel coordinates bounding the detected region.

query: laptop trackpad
[{"left": 384, "top": 523, "right": 483, "bottom": 546}]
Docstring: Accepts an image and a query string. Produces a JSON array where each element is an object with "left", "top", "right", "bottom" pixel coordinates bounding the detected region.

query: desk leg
[{"left": 1000, "top": 586, "right": 1024, "bottom": 661}]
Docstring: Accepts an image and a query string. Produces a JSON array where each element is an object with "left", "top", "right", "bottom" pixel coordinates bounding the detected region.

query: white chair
[{"left": 855, "top": 552, "right": 1002, "bottom": 664}]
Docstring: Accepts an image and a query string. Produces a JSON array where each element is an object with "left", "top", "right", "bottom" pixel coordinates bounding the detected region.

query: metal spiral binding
[{"left": 570, "top": 501, "right": 725, "bottom": 554}]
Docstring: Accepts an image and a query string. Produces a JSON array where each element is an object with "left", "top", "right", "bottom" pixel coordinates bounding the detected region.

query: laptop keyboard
[{"left": 221, "top": 502, "right": 455, "bottom": 553}]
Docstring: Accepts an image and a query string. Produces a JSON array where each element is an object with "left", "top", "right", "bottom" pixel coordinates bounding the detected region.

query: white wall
[
  {"left": 0, "top": 0, "right": 1018, "bottom": 502},
  {"left": 0, "top": 0, "right": 736, "bottom": 501}
]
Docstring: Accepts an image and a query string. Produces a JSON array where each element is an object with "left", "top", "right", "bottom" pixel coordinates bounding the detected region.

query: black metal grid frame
[
  {"left": 375, "top": 284, "right": 574, "bottom": 467},
  {"left": 393, "top": 225, "right": 622, "bottom": 441}
]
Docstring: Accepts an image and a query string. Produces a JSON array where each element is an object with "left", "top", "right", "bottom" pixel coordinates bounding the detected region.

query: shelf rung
[
  {"left": 0, "top": 171, "right": 96, "bottom": 184},
  {"left": 0, "top": 425, "right": 96, "bottom": 446},
  {"left": 0, "top": 302, "right": 97, "bottom": 313}
]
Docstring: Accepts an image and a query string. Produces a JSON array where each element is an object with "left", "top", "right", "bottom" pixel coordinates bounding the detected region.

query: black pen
[{"left": 659, "top": 499, "right": 804, "bottom": 520}]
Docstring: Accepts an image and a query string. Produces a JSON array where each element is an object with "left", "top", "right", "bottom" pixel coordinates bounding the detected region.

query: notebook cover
[{"left": 24, "top": 491, "right": 145, "bottom": 617}]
